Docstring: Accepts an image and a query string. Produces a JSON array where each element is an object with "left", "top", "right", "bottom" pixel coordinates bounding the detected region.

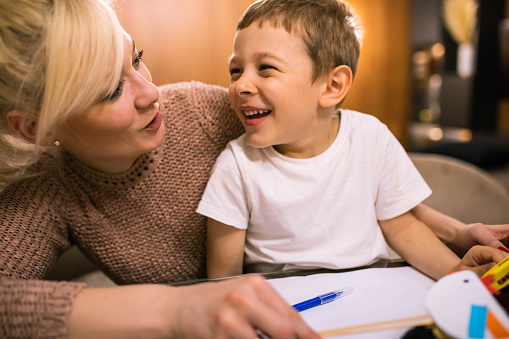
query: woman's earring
[{"left": 53, "top": 140, "right": 61, "bottom": 147}]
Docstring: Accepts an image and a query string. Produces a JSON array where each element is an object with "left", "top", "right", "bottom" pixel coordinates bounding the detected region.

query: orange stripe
[{"left": 487, "top": 310, "right": 509, "bottom": 338}]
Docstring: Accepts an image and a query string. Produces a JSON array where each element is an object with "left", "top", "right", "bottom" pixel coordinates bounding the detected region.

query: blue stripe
[{"left": 469, "top": 305, "right": 487, "bottom": 339}]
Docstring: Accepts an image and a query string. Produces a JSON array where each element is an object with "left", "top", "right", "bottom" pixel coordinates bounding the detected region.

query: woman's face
[{"left": 57, "top": 32, "right": 165, "bottom": 173}]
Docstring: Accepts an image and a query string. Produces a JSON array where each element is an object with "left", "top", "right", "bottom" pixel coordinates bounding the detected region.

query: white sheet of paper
[{"left": 267, "top": 267, "right": 435, "bottom": 339}]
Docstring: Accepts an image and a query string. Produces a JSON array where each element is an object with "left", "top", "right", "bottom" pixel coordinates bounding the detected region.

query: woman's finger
[
  {"left": 468, "top": 223, "right": 507, "bottom": 249},
  {"left": 227, "top": 275, "right": 318, "bottom": 339}
]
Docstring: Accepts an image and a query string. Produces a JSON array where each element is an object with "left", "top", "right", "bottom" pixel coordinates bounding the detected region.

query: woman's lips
[{"left": 145, "top": 112, "right": 162, "bottom": 130}]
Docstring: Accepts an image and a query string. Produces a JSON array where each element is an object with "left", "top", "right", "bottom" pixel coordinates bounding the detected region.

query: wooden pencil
[{"left": 318, "top": 314, "right": 434, "bottom": 337}]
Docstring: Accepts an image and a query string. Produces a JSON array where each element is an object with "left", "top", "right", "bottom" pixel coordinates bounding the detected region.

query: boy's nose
[{"left": 233, "top": 75, "right": 257, "bottom": 96}]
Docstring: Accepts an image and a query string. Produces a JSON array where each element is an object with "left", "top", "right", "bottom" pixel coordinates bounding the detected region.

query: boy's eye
[
  {"left": 229, "top": 68, "right": 242, "bottom": 80},
  {"left": 133, "top": 49, "right": 144, "bottom": 67},
  {"left": 259, "top": 64, "right": 276, "bottom": 71},
  {"left": 229, "top": 68, "right": 241, "bottom": 75}
]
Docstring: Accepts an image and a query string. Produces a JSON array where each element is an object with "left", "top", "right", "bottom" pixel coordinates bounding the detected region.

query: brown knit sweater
[{"left": 0, "top": 81, "right": 243, "bottom": 338}]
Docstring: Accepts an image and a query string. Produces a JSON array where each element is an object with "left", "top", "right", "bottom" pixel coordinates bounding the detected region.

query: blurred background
[{"left": 114, "top": 0, "right": 509, "bottom": 188}]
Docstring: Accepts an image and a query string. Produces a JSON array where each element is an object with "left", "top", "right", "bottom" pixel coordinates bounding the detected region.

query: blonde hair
[{"left": 0, "top": 0, "right": 124, "bottom": 188}]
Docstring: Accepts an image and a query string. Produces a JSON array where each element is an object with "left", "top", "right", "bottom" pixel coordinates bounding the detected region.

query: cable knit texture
[{"left": 0, "top": 81, "right": 243, "bottom": 338}]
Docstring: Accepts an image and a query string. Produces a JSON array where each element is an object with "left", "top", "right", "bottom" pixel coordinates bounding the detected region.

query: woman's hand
[
  {"left": 451, "top": 223, "right": 509, "bottom": 256},
  {"left": 451, "top": 245, "right": 508, "bottom": 277},
  {"left": 411, "top": 204, "right": 509, "bottom": 256},
  {"left": 167, "top": 275, "right": 318, "bottom": 338},
  {"left": 70, "top": 275, "right": 319, "bottom": 339}
]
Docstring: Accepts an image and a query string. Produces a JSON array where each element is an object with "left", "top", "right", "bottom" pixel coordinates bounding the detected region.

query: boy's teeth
[{"left": 243, "top": 109, "right": 271, "bottom": 116}]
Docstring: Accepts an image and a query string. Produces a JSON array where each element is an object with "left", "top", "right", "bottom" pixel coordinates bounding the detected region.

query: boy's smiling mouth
[
  {"left": 243, "top": 109, "right": 272, "bottom": 119},
  {"left": 239, "top": 106, "right": 272, "bottom": 126}
]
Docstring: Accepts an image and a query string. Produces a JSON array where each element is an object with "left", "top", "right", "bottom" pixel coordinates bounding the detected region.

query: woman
[
  {"left": 0, "top": 0, "right": 317, "bottom": 337},
  {"left": 0, "top": 0, "right": 506, "bottom": 337}
]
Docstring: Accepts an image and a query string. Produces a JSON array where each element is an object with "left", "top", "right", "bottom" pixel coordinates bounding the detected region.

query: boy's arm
[
  {"left": 379, "top": 211, "right": 505, "bottom": 280},
  {"left": 207, "top": 218, "right": 246, "bottom": 278},
  {"left": 412, "top": 203, "right": 509, "bottom": 255},
  {"left": 380, "top": 211, "right": 459, "bottom": 279}
]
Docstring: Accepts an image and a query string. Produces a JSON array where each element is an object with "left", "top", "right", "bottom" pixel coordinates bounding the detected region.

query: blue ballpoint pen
[{"left": 292, "top": 286, "right": 354, "bottom": 312}]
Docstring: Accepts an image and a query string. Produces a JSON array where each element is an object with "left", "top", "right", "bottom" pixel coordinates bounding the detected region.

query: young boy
[{"left": 197, "top": 0, "right": 504, "bottom": 280}]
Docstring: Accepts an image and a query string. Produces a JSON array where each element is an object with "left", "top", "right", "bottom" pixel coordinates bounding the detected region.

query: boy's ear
[
  {"left": 318, "top": 65, "right": 353, "bottom": 108},
  {"left": 6, "top": 110, "right": 55, "bottom": 146}
]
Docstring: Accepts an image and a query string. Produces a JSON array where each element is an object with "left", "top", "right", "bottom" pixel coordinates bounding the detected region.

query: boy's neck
[{"left": 273, "top": 113, "right": 341, "bottom": 159}]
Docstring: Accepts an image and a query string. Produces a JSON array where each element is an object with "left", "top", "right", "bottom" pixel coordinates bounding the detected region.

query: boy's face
[{"left": 228, "top": 22, "right": 334, "bottom": 158}]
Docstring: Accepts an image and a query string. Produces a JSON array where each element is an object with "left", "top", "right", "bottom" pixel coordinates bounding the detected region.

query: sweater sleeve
[
  {"left": 0, "top": 278, "right": 86, "bottom": 338},
  {"left": 0, "top": 173, "right": 87, "bottom": 338}
]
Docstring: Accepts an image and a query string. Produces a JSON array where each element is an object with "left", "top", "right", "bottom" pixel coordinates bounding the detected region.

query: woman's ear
[
  {"left": 6, "top": 110, "right": 55, "bottom": 146},
  {"left": 318, "top": 65, "right": 353, "bottom": 108}
]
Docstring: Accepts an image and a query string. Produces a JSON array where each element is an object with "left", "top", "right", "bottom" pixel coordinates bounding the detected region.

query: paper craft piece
[
  {"left": 426, "top": 270, "right": 509, "bottom": 339},
  {"left": 268, "top": 267, "right": 435, "bottom": 339}
]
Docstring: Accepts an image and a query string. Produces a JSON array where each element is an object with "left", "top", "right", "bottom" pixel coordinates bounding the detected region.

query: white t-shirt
[{"left": 197, "top": 110, "right": 431, "bottom": 271}]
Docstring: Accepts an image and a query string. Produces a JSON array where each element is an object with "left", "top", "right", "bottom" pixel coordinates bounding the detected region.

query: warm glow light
[
  {"left": 413, "top": 51, "right": 431, "bottom": 80},
  {"left": 429, "top": 73, "right": 443, "bottom": 87},
  {"left": 459, "top": 129, "right": 472, "bottom": 142},
  {"left": 431, "top": 43, "right": 445, "bottom": 59},
  {"left": 419, "top": 109, "right": 433, "bottom": 123},
  {"left": 413, "top": 51, "right": 431, "bottom": 64},
  {"left": 429, "top": 127, "right": 444, "bottom": 141}
]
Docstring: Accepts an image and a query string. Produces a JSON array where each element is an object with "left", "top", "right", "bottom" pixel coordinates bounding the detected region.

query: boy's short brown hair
[{"left": 237, "top": 0, "right": 362, "bottom": 82}]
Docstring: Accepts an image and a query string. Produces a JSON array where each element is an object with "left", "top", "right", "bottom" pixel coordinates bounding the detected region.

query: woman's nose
[{"left": 134, "top": 71, "right": 159, "bottom": 109}]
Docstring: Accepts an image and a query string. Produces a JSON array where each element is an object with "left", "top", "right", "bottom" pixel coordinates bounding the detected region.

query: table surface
[
  {"left": 171, "top": 259, "right": 509, "bottom": 339},
  {"left": 171, "top": 259, "right": 509, "bottom": 312}
]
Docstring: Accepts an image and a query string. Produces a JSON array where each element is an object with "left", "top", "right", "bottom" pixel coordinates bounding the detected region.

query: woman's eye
[
  {"left": 104, "top": 80, "right": 125, "bottom": 101},
  {"left": 133, "top": 49, "right": 144, "bottom": 67}
]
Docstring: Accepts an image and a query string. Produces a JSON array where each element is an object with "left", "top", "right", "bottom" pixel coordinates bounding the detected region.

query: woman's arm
[
  {"left": 0, "top": 176, "right": 83, "bottom": 337},
  {"left": 380, "top": 211, "right": 506, "bottom": 279},
  {"left": 69, "top": 275, "right": 318, "bottom": 339},
  {"left": 207, "top": 218, "right": 246, "bottom": 278},
  {"left": 0, "top": 278, "right": 86, "bottom": 338},
  {"left": 412, "top": 203, "right": 509, "bottom": 255}
]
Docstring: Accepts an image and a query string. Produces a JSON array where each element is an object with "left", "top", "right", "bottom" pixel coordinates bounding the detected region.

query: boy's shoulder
[
  {"left": 340, "top": 109, "right": 387, "bottom": 131},
  {"left": 341, "top": 108, "right": 382, "bottom": 122},
  {"left": 339, "top": 109, "right": 393, "bottom": 146}
]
